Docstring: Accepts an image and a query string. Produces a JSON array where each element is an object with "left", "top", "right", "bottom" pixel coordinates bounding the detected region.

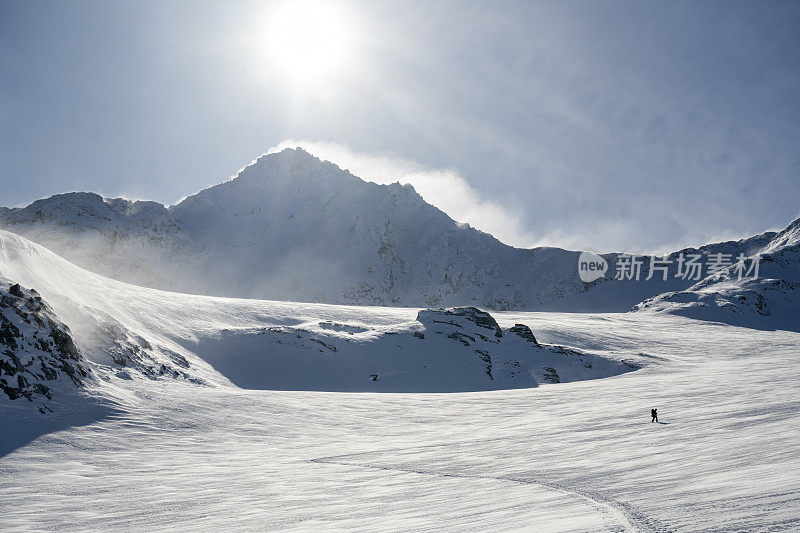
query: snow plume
[{"left": 266, "top": 140, "right": 537, "bottom": 248}]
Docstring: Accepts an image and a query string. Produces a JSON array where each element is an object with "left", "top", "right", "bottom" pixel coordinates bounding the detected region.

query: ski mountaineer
[{"left": 651, "top": 408, "right": 658, "bottom": 423}]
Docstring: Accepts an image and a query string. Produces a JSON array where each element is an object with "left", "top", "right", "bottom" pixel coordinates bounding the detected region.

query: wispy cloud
[{"left": 267, "top": 140, "right": 538, "bottom": 248}]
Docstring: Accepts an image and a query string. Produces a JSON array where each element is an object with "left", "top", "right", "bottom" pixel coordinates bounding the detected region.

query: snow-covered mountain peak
[
  {"left": 761, "top": 215, "right": 800, "bottom": 254},
  {"left": 3, "top": 148, "right": 504, "bottom": 305},
  {"left": 241, "top": 148, "right": 421, "bottom": 200},
  {"left": 176, "top": 147, "right": 430, "bottom": 220},
  {"left": 235, "top": 147, "right": 363, "bottom": 190},
  {"left": 10, "top": 192, "right": 168, "bottom": 226},
  {"left": 2, "top": 148, "right": 799, "bottom": 315}
]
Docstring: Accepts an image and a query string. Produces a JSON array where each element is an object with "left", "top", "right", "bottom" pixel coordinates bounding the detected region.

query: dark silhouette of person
[{"left": 651, "top": 408, "right": 658, "bottom": 423}]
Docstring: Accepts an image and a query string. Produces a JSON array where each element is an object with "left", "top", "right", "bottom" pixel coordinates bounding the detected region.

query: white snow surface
[
  {"left": 1, "top": 230, "right": 799, "bottom": 530},
  {"left": 1, "top": 314, "right": 798, "bottom": 530},
  {"left": 0, "top": 230, "right": 634, "bottom": 396}
]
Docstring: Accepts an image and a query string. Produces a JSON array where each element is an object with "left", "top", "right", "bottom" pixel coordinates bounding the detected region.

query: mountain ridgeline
[
  {"left": 635, "top": 217, "right": 800, "bottom": 329},
  {"left": 1, "top": 148, "right": 797, "bottom": 313},
  {"left": 0, "top": 148, "right": 583, "bottom": 309}
]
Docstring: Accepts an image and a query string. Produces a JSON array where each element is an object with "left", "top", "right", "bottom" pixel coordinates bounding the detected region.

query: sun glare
[{"left": 265, "top": 0, "right": 355, "bottom": 85}]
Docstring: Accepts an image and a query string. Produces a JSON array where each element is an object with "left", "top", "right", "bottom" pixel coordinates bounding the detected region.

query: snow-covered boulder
[
  {"left": 192, "top": 306, "right": 638, "bottom": 392},
  {"left": 416, "top": 306, "right": 504, "bottom": 339}
]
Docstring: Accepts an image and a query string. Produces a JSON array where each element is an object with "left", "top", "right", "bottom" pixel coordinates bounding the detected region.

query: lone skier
[{"left": 651, "top": 408, "right": 658, "bottom": 423}]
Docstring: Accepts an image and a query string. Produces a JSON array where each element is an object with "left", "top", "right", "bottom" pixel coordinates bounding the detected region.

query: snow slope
[
  {"left": 1, "top": 310, "right": 798, "bottom": 530},
  {"left": 0, "top": 231, "right": 798, "bottom": 530},
  {"left": 0, "top": 230, "right": 635, "bottom": 403},
  {"left": 1, "top": 159, "right": 799, "bottom": 529},
  {"left": 635, "top": 216, "right": 800, "bottom": 330},
  {"left": 2, "top": 147, "right": 785, "bottom": 312}
]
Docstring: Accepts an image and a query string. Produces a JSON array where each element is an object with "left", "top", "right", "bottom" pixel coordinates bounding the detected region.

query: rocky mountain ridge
[{"left": 2, "top": 148, "right": 796, "bottom": 313}]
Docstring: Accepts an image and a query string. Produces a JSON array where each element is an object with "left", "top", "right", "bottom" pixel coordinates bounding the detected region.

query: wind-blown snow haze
[{"left": 2, "top": 1, "right": 800, "bottom": 531}]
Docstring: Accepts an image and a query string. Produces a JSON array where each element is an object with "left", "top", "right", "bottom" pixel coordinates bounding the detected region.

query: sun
[{"left": 265, "top": 0, "right": 355, "bottom": 85}]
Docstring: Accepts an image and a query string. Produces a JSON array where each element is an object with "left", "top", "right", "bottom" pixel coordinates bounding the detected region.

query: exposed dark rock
[
  {"left": 0, "top": 315, "right": 21, "bottom": 350},
  {"left": 508, "top": 324, "right": 538, "bottom": 344},
  {"left": 0, "top": 282, "right": 89, "bottom": 409},
  {"left": 417, "top": 306, "right": 503, "bottom": 337},
  {"left": 169, "top": 352, "right": 191, "bottom": 369},
  {"left": 449, "top": 307, "right": 503, "bottom": 337},
  {"left": 541, "top": 367, "right": 560, "bottom": 383},
  {"left": 432, "top": 320, "right": 462, "bottom": 329},
  {"left": 310, "top": 338, "right": 337, "bottom": 352},
  {"left": 447, "top": 331, "right": 475, "bottom": 346},
  {"left": 49, "top": 321, "right": 81, "bottom": 361},
  {"left": 8, "top": 283, "right": 24, "bottom": 298},
  {"left": 475, "top": 349, "right": 494, "bottom": 380}
]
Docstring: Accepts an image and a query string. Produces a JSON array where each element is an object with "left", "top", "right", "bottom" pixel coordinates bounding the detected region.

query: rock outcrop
[{"left": 0, "top": 282, "right": 89, "bottom": 412}]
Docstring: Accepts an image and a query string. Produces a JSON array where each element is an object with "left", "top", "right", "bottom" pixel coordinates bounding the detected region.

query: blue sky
[{"left": 1, "top": 0, "right": 799, "bottom": 252}]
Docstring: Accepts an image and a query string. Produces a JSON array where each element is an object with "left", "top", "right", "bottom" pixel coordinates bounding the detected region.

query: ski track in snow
[
  {"left": 2, "top": 311, "right": 799, "bottom": 531},
  {"left": 309, "top": 450, "right": 648, "bottom": 532},
  {"left": 1, "top": 230, "right": 799, "bottom": 531}
]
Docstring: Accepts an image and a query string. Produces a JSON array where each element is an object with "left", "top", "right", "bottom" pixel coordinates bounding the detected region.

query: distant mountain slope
[
  {"left": 634, "top": 217, "right": 800, "bottom": 330},
  {"left": 0, "top": 147, "right": 794, "bottom": 311},
  {"left": 1, "top": 149, "right": 572, "bottom": 309}
]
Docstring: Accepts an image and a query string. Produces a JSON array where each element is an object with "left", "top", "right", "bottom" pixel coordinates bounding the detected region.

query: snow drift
[
  {"left": 0, "top": 230, "right": 638, "bottom": 410},
  {"left": 195, "top": 306, "right": 636, "bottom": 392}
]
